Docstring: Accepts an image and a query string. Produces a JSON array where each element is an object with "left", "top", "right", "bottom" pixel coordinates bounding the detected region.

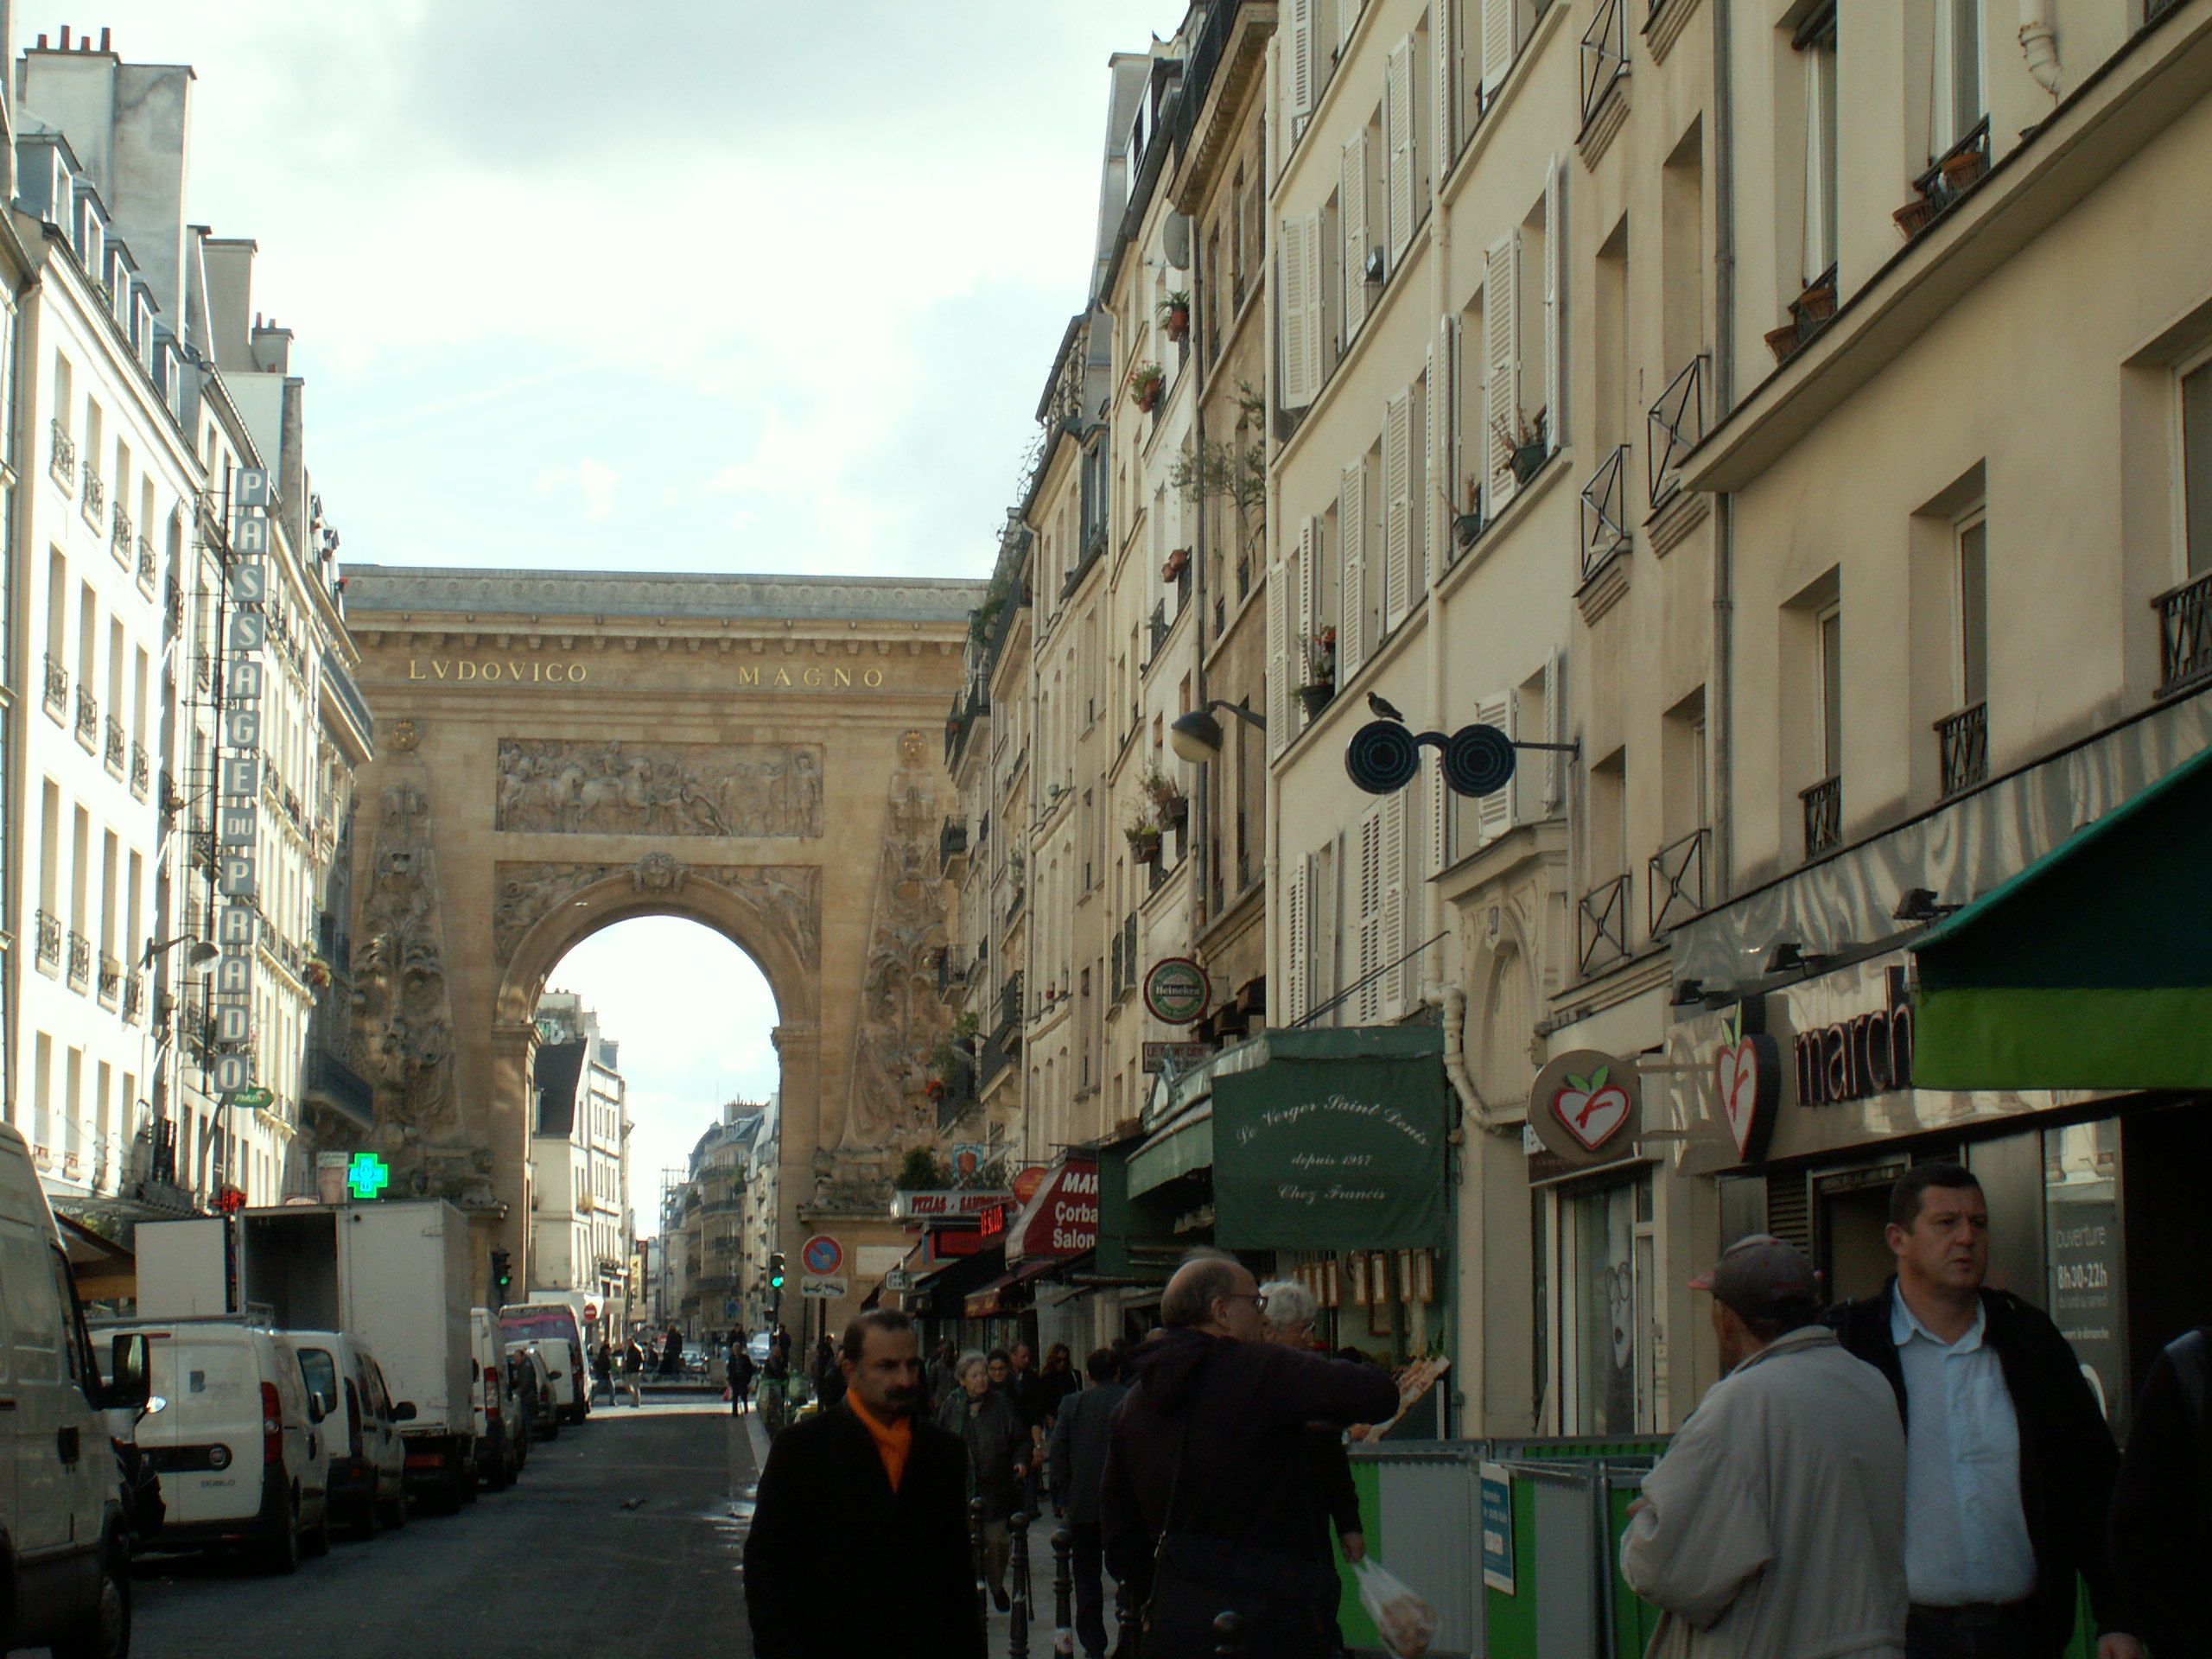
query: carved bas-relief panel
[
  {"left": 489, "top": 857, "right": 822, "bottom": 972},
  {"left": 354, "top": 779, "right": 459, "bottom": 1137},
  {"left": 494, "top": 738, "right": 823, "bottom": 838}
]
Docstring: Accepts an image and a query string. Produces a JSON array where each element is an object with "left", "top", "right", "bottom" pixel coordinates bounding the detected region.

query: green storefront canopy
[
  {"left": 1211, "top": 1026, "right": 1448, "bottom": 1250},
  {"left": 1914, "top": 740, "right": 2212, "bottom": 1090}
]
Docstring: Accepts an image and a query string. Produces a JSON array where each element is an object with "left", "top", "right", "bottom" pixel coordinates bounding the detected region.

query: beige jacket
[{"left": 1619, "top": 1325, "right": 1907, "bottom": 1659}]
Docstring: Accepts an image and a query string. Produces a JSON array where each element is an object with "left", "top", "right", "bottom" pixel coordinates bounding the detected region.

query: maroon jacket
[{"left": 1100, "top": 1329, "right": 1397, "bottom": 1584}]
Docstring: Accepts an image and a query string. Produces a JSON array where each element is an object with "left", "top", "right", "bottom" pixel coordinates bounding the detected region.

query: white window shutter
[
  {"left": 1286, "top": 856, "right": 1310, "bottom": 1024},
  {"left": 1289, "top": 0, "right": 1316, "bottom": 128},
  {"left": 1386, "top": 41, "right": 1416, "bottom": 263},
  {"left": 1338, "top": 462, "right": 1368, "bottom": 682},
  {"left": 1435, "top": 0, "right": 1455, "bottom": 177},
  {"left": 1301, "top": 213, "right": 1326, "bottom": 399},
  {"left": 1484, "top": 232, "right": 1521, "bottom": 513},
  {"left": 1427, "top": 745, "right": 1449, "bottom": 877},
  {"left": 1475, "top": 690, "right": 1516, "bottom": 842},
  {"left": 1342, "top": 130, "right": 1370, "bottom": 339},
  {"left": 1481, "top": 0, "right": 1515, "bottom": 98},
  {"left": 1439, "top": 313, "right": 1463, "bottom": 542},
  {"left": 1280, "top": 219, "right": 1315, "bottom": 410},
  {"left": 1339, "top": 0, "right": 1363, "bottom": 56},
  {"left": 1542, "top": 648, "right": 1565, "bottom": 813},
  {"left": 1544, "top": 156, "right": 1565, "bottom": 454},
  {"left": 1380, "top": 789, "right": 1407, "bottom": 1017},
  {"left": 1422, "top": 341, "right": 1440, "bottom": 587},
  {"left": 1357, "top": 808, "right": 1383, "bottom": 1021},
  {"left": 1298, "top": 516, "right": 1320, "bottom": 703},
  {"left": 1266, "top": 569, "right": 1290, "bottom": 756},
  {"left": 1313, "top": 837, "right": 1340, "bottom": 1016},
  {"left": 1383, "top": 391, "right": 1413, "bottom": 632}
]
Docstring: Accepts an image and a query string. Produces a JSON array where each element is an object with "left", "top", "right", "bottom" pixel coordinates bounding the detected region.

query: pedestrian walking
[
  {"left": 760, "top": 1339, "right": 792, "bottom": 1437},
  {"left": 813, "top": 1335, "right": 848, "bottom": 1410},
  {"left": 1047, "top": 1345, "right": 1132, "bottom": 1659},
  {"left": 621, "top": 1337, "right": 645, "bottom": 1408},
  {"left": 1101, "top": 1250, "right": 1398, "bottom": 1659},
  {"left": 2108, "top": 1322, "right": 2212, "bottom": 1658},
  {"left": 591, "top": 1339, "right": 615, "bottom": 1408},
  {"left": 1621, "top": 1236, "right": 1908, "bottom": 1657},
  {"left": 1257, "top": 1280, "right": 1365, "bottom": 1570},
  {"left": 1032, "top": 1342, "right": 1080, "bottom": 1514},
  {"left": 941, "top": 1348, "right": 1027, "bottom": 1611},
  {"left": 658, "top": 1323, "right": 683, "bottom": 1378},
  {"left": 927, "top": 1338, "right": 960, "bottom": 1414},
  {"left": 1828, "top": 1163, "right": 2140, "bottom": 1659},
  {"left": 729, "top": 1337, "right": 757, "bottom": 1416},
  {"left": 743, "top": 1309, "right": 985, "bottom": 1658}
]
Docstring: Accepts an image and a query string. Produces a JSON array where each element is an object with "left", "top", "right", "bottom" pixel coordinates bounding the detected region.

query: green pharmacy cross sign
[{"left": 346, "top": 1152, "right": 392, "bottom": 1201}]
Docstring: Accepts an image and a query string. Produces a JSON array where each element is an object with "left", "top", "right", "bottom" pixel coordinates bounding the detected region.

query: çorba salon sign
[{"left": 404, "top": 658, "right": 891, "bottom": 688}]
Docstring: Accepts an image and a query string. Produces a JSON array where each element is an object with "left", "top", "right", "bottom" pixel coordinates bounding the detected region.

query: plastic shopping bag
[{"left": 1354, "top": 1558, "right": 1439, "bottom": 1659}]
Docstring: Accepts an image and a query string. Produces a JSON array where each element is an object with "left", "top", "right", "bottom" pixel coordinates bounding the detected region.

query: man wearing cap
[{"left": 1620, "top": 1236, "right": 1908, "bottom": 1657}]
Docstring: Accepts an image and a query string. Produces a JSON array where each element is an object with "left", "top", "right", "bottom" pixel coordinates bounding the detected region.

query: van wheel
[
  {"left": 51, "top": 1543, "right": 129, "bottom": 1659},
  {"left": 261, "top": 1494, "right": 301, "bottom": 1576}
]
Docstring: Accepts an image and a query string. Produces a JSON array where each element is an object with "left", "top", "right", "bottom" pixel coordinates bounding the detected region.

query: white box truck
[{"left": 137, "top": 1201, "right": 478, "bottom": 1510}]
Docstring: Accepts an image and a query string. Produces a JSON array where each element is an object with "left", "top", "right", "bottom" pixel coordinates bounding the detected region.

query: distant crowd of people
[{"left": 736, "top": 1160, "right": 2209, "bottom": 1659}]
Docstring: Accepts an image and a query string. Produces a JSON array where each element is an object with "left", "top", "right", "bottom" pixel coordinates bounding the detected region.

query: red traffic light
[{"left": 215, "top": 1184, "right": 248, "bottom": 1216}]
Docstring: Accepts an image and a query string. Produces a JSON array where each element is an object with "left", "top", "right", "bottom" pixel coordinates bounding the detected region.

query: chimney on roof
[
  {"left": 58, "top": 25, "right": 69, "bottom": 48},
  {"left": 99, "top": 28, "right": 111, "bottom": 50},
  {"left": 35, "top": 34, "right": 47, "bottom": 48}
]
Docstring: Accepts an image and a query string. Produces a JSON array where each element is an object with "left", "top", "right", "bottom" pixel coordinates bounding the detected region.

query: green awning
[
  {"left": 1126, "top": 1104, "right": 1215, "bottom": 1198},
  {"left": 1211, "top": 1026, "right": 1448, "bottom": 1250},
  {"left": 1914, "top": 740, "right": 2212, "bottom": 1089}
]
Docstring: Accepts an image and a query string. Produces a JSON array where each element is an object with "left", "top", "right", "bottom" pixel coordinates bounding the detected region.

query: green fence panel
[
  {"left": 1480, "top": 1474, "right": 1542, "bottom": 1658},
  {"left": 1337, "top": 1458, "right": 1385, "bottom": 1647},
  {"left": 1606, "top": 1481, "right": 1664, "bottom": 1659}
]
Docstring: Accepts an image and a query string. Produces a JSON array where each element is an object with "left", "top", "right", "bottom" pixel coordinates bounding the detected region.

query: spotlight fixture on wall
[{"left": 1891, "top": 887, "right": 1962, "bottom": 924}]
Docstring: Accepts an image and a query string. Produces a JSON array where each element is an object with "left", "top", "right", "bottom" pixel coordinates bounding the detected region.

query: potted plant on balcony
[
  {"left": 1160, "top": 290, "right": 1192, "bottom": 343},
  {"left": 1141, "top": 763, "right": 1187, "bottom": 825},
  {"left": 1125, "top": 819, "right": 1164, "bottom": 863},
  {"left": 1940, "top": 145, "right": 1987, "bottom": 194},
  {"left": 1162, "top": 545, "right": 1191, "bottom": 582},
  {"left": 1451, "top": 476, "right": 1485, "bottom": 550},
  {"left": 1131, "top": 362, "right": 1166, "bottom": 413},
  {"left": 1297, "top": 628, "right": 1338, "bottom": 718},
  {"left": 304, "top": 957, "right": 334, "bottom": 992},
  {"left": 1493, "top": 410, "right": 1549, "bottom": 484}
]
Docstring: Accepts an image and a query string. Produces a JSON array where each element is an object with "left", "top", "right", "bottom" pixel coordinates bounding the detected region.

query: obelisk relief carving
[{"left": 823, "top": 731, "right": 952, "bottom": 1205}]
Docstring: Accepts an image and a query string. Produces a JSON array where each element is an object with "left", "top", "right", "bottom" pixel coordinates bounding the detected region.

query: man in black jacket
[
  {"left": 1049, "top": 1346, "right": 1132, "bottom": 1659},
  {"left": 1103, "top": 1252, "right": 1399, "bottom": 1659},
  {"left": 743, "top": 1309, "right": 984, "bottom": 1659},
  {"left": 1827, "top": 1163, "right": 2139, "bottom": 1659}
]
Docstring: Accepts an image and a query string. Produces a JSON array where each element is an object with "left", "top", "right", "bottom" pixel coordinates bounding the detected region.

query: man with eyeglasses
[{"left": 1101, "top": 1250, "right": 1396, "bottom": 1659}]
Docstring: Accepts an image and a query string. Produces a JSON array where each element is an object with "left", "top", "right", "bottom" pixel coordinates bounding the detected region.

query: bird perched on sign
[{"left": 1368, "top": 691, "right": 1407, "bottom": 722}]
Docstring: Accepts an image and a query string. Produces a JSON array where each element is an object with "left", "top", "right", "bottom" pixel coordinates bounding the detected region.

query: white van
[
  {"left": 281, "top": 1332, "right": 408, "bottom": 1538},
  {"left": 468, "top": 1309, "right": 518, "bottom": 1491},
  {"left": 111, "top": 1319, "right": 330, "bottom": 1572},
  {"left": 0, "top": 1122, "right": 150, "bottom": 1659},
  {"left": 504, "top": 1341, "right": 561, "bottom": 1441}
]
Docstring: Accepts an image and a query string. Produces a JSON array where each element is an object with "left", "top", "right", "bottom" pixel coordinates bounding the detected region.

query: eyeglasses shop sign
[{"left": 1212, "top": 1058, "right": 1449, "bottom": 1251}]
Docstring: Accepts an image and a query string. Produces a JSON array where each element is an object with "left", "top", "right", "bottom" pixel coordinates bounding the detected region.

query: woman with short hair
[{"left": 941, "top": 1349, "right": 1027, "bottom": 1611}]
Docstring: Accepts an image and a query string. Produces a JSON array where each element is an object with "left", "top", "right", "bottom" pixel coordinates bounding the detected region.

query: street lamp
[
  {"left": 142, "top": 935, "right": 219, "bottom": 969},
  {"left": 1169, "top": 700, "right": 1269, "bottom": 764}
]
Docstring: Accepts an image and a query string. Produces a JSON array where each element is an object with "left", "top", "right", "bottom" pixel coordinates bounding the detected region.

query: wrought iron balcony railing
[
  {"left": 35, "top": 909, "right": 60, "bottom": 969},
  {"left": 104, "top": 715, "right": 125, "bottom": 775},
  {"left": 82, "top": 465, "right": 105, "bottom": 523},
  {"left": 2154, "top": 569, "right": 2212, "bottom": 697},
  {"left": 48, "top": 418, "right": 76, "bottom": 486},
  {"left": 124, "top": 969, "right": 145, "bottom": 1024},
  {"left": 111, "top": 503, "right": 133, "bottom": 562},
  {"left": 67, "top": 931, "right": 92, "bottom": 990},
  {"left": 1647, "top": 827, "right": 1707, "bottom": 937},
  {"left": 1648, "top": 353, "right": 1707, "bottom": 509},
  {"left": 137, "top": 535, "right": 156, "bottom": 594},
  {"left": 130, "top": 741, "right": 150, "bottom": 798},
  {"left": 43, "top": 653, "right": 67, "bottom": 719},
  {"left": 1580, "top": 0, "right": 1630, "bottom": 125},
  {"left": 1936, "top": 702, "right": 1988, "bottom": 798},
  {"left": 1578, "top": 873, "right": 1632, "bottom": 976},
  {"left": 98, "top": 955, "right": 124, "bottom": 1007},
  {"left": 75, "top": 686, "right": 98, "bottom": 747},
  {"left": 1802, "top": 774, "right": 1842, "bottom": 860},
  {"left": 1580, "top": 445, "right": 1630, "bottom": 582}
]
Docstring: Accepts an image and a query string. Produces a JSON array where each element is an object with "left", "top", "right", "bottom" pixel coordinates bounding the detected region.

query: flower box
[{"left": 1297, "top": 683, "right": 1336, "bottom": 719}]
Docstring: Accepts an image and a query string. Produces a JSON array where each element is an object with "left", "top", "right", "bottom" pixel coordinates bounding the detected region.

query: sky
[{"left": 38, "top": 0, "right": 1185, "bottom": 1231}]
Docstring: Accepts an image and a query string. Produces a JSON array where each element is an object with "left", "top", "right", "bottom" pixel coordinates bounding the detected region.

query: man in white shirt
[{"left": 1828, "top": 1164, "right": 2140, "bottom": 1659}]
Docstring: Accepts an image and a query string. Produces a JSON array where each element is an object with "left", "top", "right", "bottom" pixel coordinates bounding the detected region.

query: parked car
[
  {"left": 505, "top": 1342, "right": 562, "bottom": 1441},
  {"left": 282, "top": 1331, "right": 409, "bottom": 1538},
  {"left": 747, "top": 1330, "right": 772, "bottom": 1366},
  {"left": 0, "top": 1122, "right": 152, "bottom": 1659},
  {"left": 498, "top": 1302, "right": 588, "bottom": 1425},
  {"left": 102, "top": 1316, "right": 329, "bottom": 1573},
  {"left": 467, "top": 1310, "right": 519, "bottom": 1491}
]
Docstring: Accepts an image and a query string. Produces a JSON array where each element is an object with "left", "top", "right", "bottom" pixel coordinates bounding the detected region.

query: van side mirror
[
  {"left": 106, "top": 1333, "right": 152, "bottom": 1411},
  {"left": 391, "top": 1400, "right": 418, "bottom": 1422}
]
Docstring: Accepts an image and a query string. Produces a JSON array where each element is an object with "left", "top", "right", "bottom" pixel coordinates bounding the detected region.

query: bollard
[
  {"left": 1051, "top": 1529, "right": 1074, "bottom": 1656},
  {"left": 970, "top": 1497, "right": 988, "bottom": 1631},
  {"left": 1007, "top": 1511, "right": 1031, "bottom": 1657},
  {"left": 1211, "top": 1611, "right": 1244, "bottom": 1656}
]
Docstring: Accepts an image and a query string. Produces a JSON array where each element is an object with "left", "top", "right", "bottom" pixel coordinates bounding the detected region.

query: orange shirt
[{"left": 847, "top": 1392, "right": 913, "bottom": 1493}]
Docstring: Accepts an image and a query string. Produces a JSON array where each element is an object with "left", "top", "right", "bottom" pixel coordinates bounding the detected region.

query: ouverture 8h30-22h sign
[{"left": 1211, "top": 1027, "right": 1448, "bottom": 1250}]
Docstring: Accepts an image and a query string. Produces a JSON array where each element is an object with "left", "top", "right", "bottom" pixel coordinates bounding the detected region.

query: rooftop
[{"left": 342, "top": 563, "right": 986, "bottom": 626}]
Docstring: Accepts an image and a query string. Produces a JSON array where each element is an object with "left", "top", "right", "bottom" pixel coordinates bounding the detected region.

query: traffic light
[
  {"left": 491, "top": 1246, "right": 513, "bottom": 1299},
  {"left": 767, "top": 1251, "right": 786, "bottom": 1291}
]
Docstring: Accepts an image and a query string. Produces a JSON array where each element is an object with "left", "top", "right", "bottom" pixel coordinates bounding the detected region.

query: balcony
[
  {"left": 110, "top": 503, "right": 134, "bottom": 566},
  {"left": 164, "top": 576, "right": 182, "bottom": 640},
  {"left": 2154, "top": 569, "right": 2212, "bottom": 697},
  {"left": 104, "top": 715, "right": 125, "bottom": 777},
  {"left": 1896, "top": 118, "right": 1991, "bottom": 244},
  {"left": 321, "top": 645, "right": 376, "bottom": 747},
  {"left": 1647, "top": 827, "right": 1707, "bottom": 937},
  {"left": 939, "top": 817, "right": 969, "bottom": 876},
  {"left": 48, "top": 418, "right": 75, "bottom": 488},
  {"left": 1647, "top": 353, "right": 1707, "bottom": 510},
  {"left": 123, "top": 969, "right": 145, "bottom": 1025},
  {"left": 1936, "top": 702, "right": 1988, "bottom": 798},
  {"left": 1580, "top": 0, "right": 1630, "bottom": 128},
  {"left": 67, "top": 931, "right": 92, "bottom": 992},
  {"left": 136, "top": 535, "right": 156, "bottom": 594},
  {"left": 1579, "top": 445, "right": 1630, "bottom": 582},
  {"left": 42, "top": 654, "right": 67, "bottom": 721},
  {"left": 130, "top": 741, "right": 150, "bottom": 799},
  {"left": 98, "top": 954, "right": 123, "bottom": 1008},
  {"left": 1577, "top": 873, "right": 1631, "bottom": 976},
  {"left": 81, "top": 465, "right": 105, "bottom": 526},
  {"left": 34, "top": 910, "right": 60, "bottom": 972},
  {"left": 74, "top": 687, "right": 98, "bottom": 751},
  {"left": 1802, "top": 774, "right": 1842, "bottom": 860}
]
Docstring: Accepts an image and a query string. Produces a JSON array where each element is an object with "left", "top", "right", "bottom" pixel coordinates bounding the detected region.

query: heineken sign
[
  {"left": 211, "top": 468, "right": 272, "bottom": 1097},
  {"left": 1143, "top": 957, "right": 1211, "bottom": 1026}
]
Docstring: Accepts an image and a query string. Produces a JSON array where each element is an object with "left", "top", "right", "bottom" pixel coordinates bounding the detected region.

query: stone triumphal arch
[{"left": 334, "top": 565, "right": 982, "bottom": 1326}]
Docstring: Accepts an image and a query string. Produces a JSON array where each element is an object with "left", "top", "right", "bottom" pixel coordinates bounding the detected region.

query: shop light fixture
[{"left": 1891, "top": 887, "right": 1962, "bottom": 924}]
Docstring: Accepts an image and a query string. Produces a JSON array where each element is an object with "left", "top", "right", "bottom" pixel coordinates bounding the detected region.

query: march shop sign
[{"left": 1211, "top": 1027, "right": 1448, "bottom": 1251}]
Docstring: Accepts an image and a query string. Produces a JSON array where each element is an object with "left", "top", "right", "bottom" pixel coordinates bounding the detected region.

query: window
[
  {"left": 1955, "top": 512, "right": 1988, "bottom": 709},
  {"left": 1799, "top": 7, "right": 1839, "bottom": 285},
  {"left": 1818, "top": 601, "right": 1843, "bottom": 777},
  {"left": 1930, "top": 0, "right": 1985, "bottom": 157},
  {"left": 1561, "top": 1173, "right": 1657, "bottom": 1434},
  {"left": 2183, "top": 357, "right": 2212, "bottom": 578}
]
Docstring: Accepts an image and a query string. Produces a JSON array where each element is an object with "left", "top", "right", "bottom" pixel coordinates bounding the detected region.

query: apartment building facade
[{"left": 529, "top": 991, "right": 633, "bottom": 1320}]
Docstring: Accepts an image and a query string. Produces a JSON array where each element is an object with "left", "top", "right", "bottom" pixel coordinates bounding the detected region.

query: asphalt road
[{"left": 113, "top": 1402, "right": 756, "bottom": 1659}]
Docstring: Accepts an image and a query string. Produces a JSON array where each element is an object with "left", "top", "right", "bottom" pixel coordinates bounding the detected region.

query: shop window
[
  {"left": 1560, "top": 1171, "right": 1656, "bottom": 1435},
  {"left": 2044, "top": 1120, "right": 2124, "bottom": 1422}
]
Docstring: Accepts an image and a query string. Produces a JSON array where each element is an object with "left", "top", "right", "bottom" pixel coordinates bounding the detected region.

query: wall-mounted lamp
[
  {"left": 1670, "top": 978, "right": 1708, "bottom": 1007},
  {"left": 142, "top": 935, "right": 219, "bottom": 969},
  {"left": 1169, "top": 701, "right": 1268, "bottom": 764},
  {"left": 1891, "top": 887, "right": 1961, "bottom": 924}
]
